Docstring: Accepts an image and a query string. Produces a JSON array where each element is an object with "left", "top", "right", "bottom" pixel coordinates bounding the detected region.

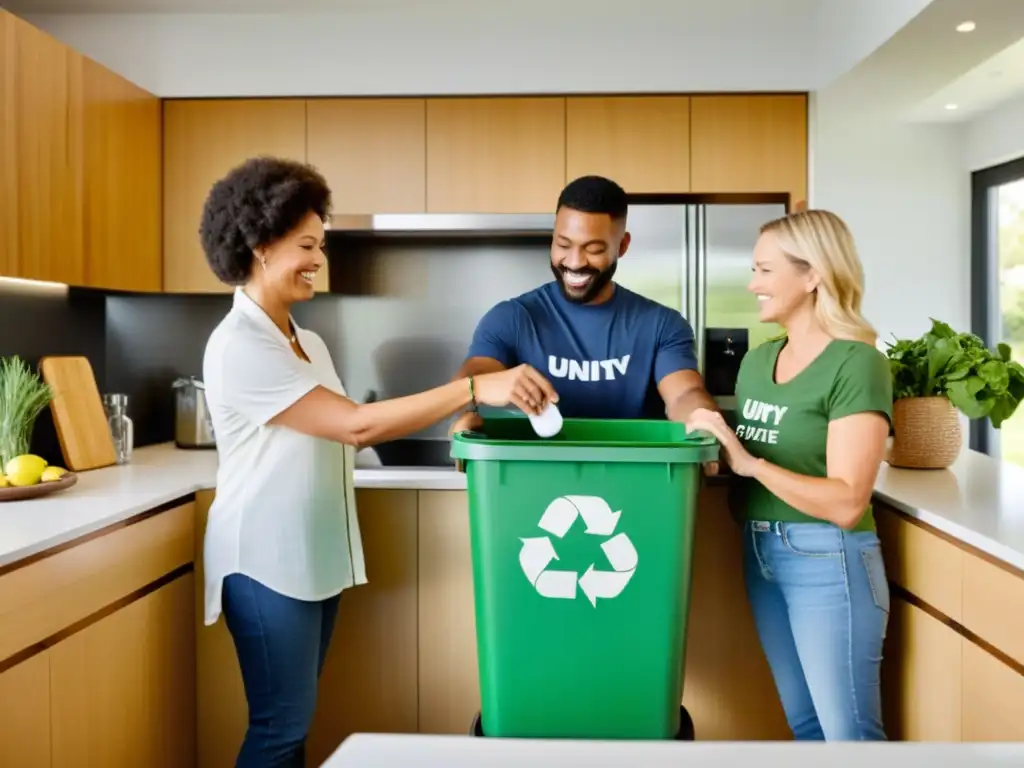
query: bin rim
[{"left": 450, "top": 417, "right": 720, "bottom": 464}]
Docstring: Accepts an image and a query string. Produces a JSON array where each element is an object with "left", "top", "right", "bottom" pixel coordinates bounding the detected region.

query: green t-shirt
[{"left": 732, "top": 337, "right": 893, "bottom": 532}]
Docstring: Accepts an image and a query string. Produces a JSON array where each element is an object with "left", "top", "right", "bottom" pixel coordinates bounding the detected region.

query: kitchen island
[
  {"left": 324, "top": 733, "right": 1024, "bottom": 768},
  {"left": 1, "top": 442, "right": 1023, "bottom": 766}
]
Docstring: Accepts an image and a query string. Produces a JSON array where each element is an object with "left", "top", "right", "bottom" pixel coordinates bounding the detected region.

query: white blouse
[{"left": 201, "top": 288, "right": 367, "bottom": 626}]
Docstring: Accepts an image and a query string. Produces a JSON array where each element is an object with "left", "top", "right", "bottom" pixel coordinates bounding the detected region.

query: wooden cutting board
[{"left": 38, "top": 356, "right": 117, "bottom": 471}]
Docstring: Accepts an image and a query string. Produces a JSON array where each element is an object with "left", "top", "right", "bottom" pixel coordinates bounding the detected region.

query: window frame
[{"left": 969, "top": 154, "right": 1024, "bottom": 455}]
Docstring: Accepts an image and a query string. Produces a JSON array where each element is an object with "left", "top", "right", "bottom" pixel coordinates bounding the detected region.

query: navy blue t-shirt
[{"left": 467, "top": 281, "right": 698, "bottom": 419}]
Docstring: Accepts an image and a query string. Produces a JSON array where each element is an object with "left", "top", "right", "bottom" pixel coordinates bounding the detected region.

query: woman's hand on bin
[
  {"left": 685, "top": 408, "right": 760, "bottom": 477},
  {"left": 474, "top": 365, "right": 559, "bottom": 416}
]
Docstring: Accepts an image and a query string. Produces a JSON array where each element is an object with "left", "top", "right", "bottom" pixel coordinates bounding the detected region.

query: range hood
[{"left": 329, "top": 213, "right": 555, "bottom": 236}]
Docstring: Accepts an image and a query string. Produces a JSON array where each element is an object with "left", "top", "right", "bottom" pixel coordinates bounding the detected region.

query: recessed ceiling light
[
  {"left": 956, "top": 21, "right": 976, "bottom": 33},
  {"left": 945, "top": 103, "right": 959, "bottom": 110}
]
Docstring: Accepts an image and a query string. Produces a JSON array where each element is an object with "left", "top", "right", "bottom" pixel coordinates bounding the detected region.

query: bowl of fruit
[
  {"left": 0, "top": 454, "right": 76, "bottom": 502},
  {"left": 0, "top": 355, "right": 76, "bottom": 502}
]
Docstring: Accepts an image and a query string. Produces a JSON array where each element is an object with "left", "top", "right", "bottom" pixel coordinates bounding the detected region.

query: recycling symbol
[{"left": 518, "top": 495, "right": 638, "bottom": 607}]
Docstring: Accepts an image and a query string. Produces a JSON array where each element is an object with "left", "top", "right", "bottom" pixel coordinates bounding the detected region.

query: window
[{"left": 971, "top": 156, "right": 1024, "bottom": 465}]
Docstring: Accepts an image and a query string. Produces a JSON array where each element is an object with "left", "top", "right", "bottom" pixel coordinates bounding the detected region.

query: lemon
[
  {"left": 40, "top": 466, "right": 67, "bottom": 483},
  {"left": 4, "top": 455, "right": 48, "bottom": 487},
  {"left": 0, "top": 475, "right": 8, "bottom": 488}
]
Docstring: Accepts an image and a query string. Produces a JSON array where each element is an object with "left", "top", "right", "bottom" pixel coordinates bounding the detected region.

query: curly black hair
[
  {"left": 199, "top": 156, "right": 332, "bottom": 285},
  {"left": 556, "top": 175, "right": 628, "bottom": 222}
]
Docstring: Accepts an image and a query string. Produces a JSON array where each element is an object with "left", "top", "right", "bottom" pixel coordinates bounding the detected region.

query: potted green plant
[
  {"left": 0, "top": 355, "right": 53, "bottom": 469},
  {"left": 885, "top": 319, "right": 1024, "bottom": 468}
]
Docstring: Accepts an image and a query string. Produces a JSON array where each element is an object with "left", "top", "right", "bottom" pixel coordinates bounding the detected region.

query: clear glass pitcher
[{"left": 102, "top": 393, "right": 134, "bottom": 465}]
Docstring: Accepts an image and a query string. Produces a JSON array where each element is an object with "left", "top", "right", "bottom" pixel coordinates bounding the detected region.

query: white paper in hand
[{"left": 528, "top": 402, "right": 563, "bottom": 438}]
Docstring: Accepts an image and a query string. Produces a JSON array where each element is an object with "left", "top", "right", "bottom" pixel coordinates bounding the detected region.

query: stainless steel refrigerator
[{"left": 613, "top": 201, "right": 788, "bottom": 406}]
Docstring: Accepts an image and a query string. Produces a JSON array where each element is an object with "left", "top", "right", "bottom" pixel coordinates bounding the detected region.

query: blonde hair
[{"left": 759, "top": 209, "right": 877, "bottom": 346}]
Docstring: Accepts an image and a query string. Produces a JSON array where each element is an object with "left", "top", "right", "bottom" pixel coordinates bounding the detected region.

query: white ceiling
[
  {"left": 9, "top": 0, "right": 1024, "bottom": 124},
  {"left": 908, "top": 35, "right": 1024, "bottom": 122}
]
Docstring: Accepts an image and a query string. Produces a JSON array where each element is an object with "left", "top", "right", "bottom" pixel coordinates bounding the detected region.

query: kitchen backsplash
[
  {"left": 0, "top": 282, "right": 106, "bottom": 465},
  {"left": 1, "top": 236, "right": 548, "bottom": 463},
  {"left": 310, "top": 233, "right": 551, "bottom": 438}
]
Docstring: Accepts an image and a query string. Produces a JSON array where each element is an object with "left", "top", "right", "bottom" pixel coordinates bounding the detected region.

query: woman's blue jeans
[
  {"left": 743, "top": 520, "right": 890, "bottom": 741},
  {"left": 222, "top": 573, "right": 342, "bottom": 767}
]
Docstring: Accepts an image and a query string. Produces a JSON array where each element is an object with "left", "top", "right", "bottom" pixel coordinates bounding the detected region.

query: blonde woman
[{"left": 687, "top": 210, "right": 892, "bottom": 741}]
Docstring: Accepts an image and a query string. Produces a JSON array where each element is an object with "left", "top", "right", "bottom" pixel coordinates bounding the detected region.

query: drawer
[
  {"left": 962, "top": 640, "right": 1024, "bottom": 741},
  {"left": 0, "top": 502, "right": 194, "bottom": 663},
  {"left": 876, "top": 505, "right": 963, "bottom": 621},
  {"left": 962, "top": 552, "right": 1024, "bottom": 667}
]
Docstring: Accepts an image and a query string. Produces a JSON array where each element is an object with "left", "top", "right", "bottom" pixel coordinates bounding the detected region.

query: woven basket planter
[{"left": 888, "top": 396, "right": 962, "bottom": 469}]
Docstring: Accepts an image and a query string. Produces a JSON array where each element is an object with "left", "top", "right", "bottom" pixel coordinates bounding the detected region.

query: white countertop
[
  {"left": 874, "top": 448, "right": 1024, "bottom": 572},
  {"left": 323, "top": 733, "right": 1024, "bottom": 767},
  {"left": 2, "top": 441, "right": 1024, "bottom": 575},
  {"left": 0, "top": 442, "right": 464, "bottom": 568}
]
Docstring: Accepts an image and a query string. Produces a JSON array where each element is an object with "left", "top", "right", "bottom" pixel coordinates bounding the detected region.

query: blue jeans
[
  {"left": 743, "top": 520, "right": 889, "bottom": 741},
  {"left": 222, "top": 573, "right": 342, "bottom": 768}
]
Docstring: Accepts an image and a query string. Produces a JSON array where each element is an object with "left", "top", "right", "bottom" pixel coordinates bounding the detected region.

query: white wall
[
  {"left": 810, "top": 91, "right": 971, "bottom": 344},
  {"left": 965, "top": 90, "right": 1024, "bottom": 171}
]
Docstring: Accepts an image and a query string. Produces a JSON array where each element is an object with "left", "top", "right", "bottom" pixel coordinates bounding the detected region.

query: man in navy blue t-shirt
[{"left": 451, "top": 175, "right": 719, "bottom": 449}]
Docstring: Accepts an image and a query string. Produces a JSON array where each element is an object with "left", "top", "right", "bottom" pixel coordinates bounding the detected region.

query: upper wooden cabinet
[
  {"left": 82, "top": 58, "right": 162, "bottom": 292},
  {"left": 1, "top": 11, "right": 161, "bottom": 291},
  {"left": 307, "top": 98, "right": 426, "bottom": 214},
  {"left": 163, "top": 98, "right": 328, "bottom": 294},
  {"left": 426, "top": 97, "right": 566, "bottom": 214},
  {"left": 690, "top": 94, "right": 808, "bottom": 205},
  {"left": 0, "top": 12, "right": 16, "bottom": 280},
  {"left": 566, "top": 96, "right": 691, "bottom": 193},
  {"left": 8, "top": 14, "right": 85, "bottom": 286}
]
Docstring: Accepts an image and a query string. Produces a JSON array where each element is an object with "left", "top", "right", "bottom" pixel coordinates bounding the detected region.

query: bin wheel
[
  {"left": 470, "top": 708, "right": 694, "bottom": 740},
  {"left": 469, "top": 711, "right": 484, "bottom": 737},
  {"left": 675, "top": 704, "right": 695, "bottom": 741}
]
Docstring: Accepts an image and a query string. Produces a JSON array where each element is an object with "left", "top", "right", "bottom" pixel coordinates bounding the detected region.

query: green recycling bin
[{"left": 450, "top": 415, "right": 719, "bottom": 740}]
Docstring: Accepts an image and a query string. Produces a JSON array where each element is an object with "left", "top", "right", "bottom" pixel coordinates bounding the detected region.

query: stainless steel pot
[{"left": 172, "top": 377, "right": 215, "bottom": 449}]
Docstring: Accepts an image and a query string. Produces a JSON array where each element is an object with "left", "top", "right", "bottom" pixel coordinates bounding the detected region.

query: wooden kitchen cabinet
[
  {"left": 307, "top": 489, "right": 420, "bottom": 765},
  {"left": 49, "top": 573, "right": 196, "bottom": 768},
  {"left": 163, "top": 98, "right": 329, "bottom": 294},
  {"left": 961, "top": 640, "right": 1024, "bottom": 741},
  {"left": 881, "top": 597, "right": 963, "bottom": 741},
  {"left": 0, "top": 11, "right": 16, "bottom": 280},
  {"left": 690, "top": 94, "right": 808, "bottom": 206},
  {"left": 195, "top": 488, "right": 421, "bottom": 768},
  {"left": 566, "top": 96, "right": 691, "bottom": 192},
  {"left": 417, "top": 490, "right": 480, "bottom": 734},
  {"left": 307, "top": 98, "right": 426, "bottom": 214},
  {"left": 8, "top": 14, "right": 85, "bottom": 286},
  {"left": 82, "top": 57, "right": 162, "bottom": 292},
  {"left": 0, "top": 652, "right": 52, "bottom": 768},
  {"left": 1, "top": 12, "right": 162, "bottom": 291},
  {"left": 426, "top": 97, "right": 566, "bottom": 213}
]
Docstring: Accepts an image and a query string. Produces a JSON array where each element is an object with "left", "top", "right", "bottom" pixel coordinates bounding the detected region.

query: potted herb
[
  {"left": 0, "top": 356, "right": 53, "bottom": 469},
  {"left": 885, "top": 319, "right": 1024, "bottom": 468}
]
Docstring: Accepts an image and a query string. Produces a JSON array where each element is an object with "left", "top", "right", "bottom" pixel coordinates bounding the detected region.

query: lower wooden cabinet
[
  {"left": 962, "top": 640, "right": 1024, "bottom": 741},
  {"left": 0, "top": 651, "right": 51, "bottom": 768},
  {"left": 195, "top": 487, "right": 425, "bottom": 768},
  {"left": 0, "top": 573, "right": 195, "bottom": 768},
  {"left": 307, "top": 489, "right": 420, "bottom": 764},
  {"left": 416, "top": 490, "right": 479, "bottom": 735},
  {"left": 882, "top": 597, "right": 962, "bottom": 741},
  {"left": 50, "top": 575, "right": 195, "bottom": 767}
]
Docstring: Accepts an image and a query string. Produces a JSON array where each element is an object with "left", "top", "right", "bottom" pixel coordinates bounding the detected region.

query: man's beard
[{"left": 550, "top": 261, "right": 617, "bottom": 305}]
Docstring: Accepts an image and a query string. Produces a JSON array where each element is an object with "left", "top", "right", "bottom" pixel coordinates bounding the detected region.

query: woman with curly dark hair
[{"left": 198, "top": 156, "right": 557, "bottom": 767}]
